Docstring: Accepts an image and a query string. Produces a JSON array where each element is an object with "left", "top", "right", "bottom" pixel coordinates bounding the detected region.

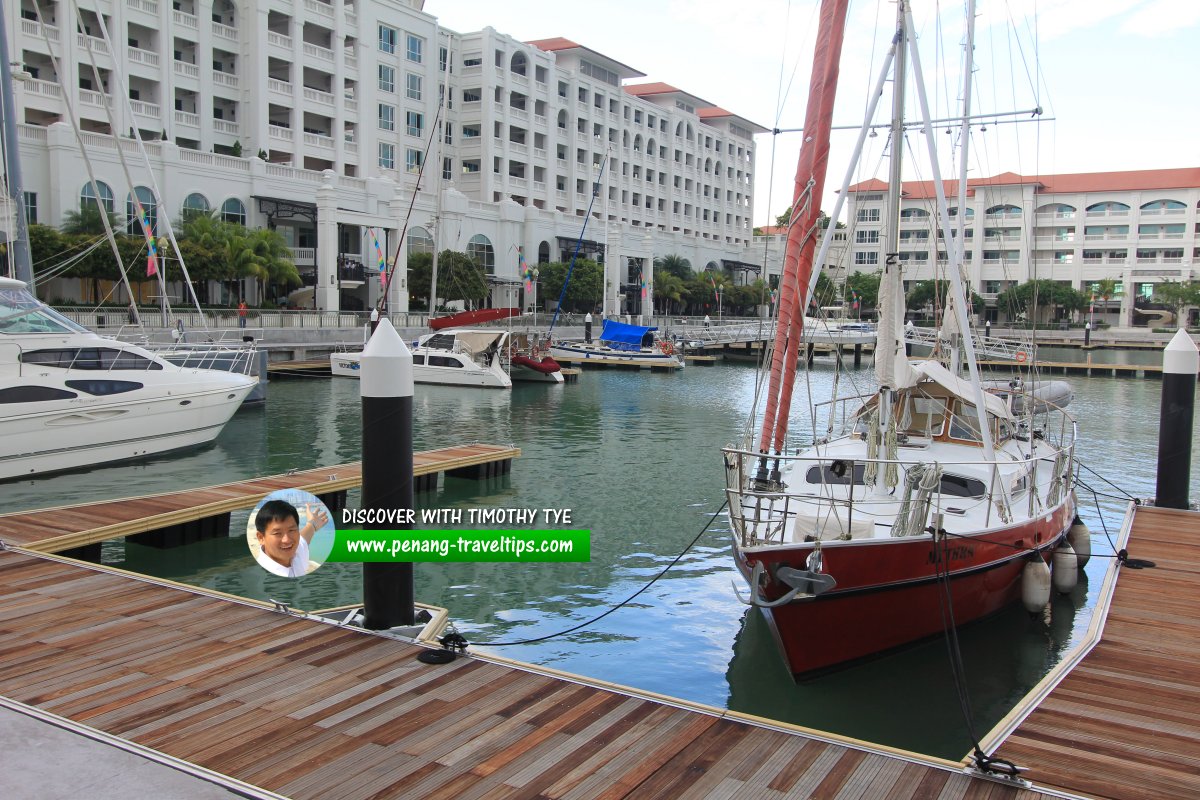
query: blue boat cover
[{"left": 599, "top": 320, "right": 657, "bottom": 351}]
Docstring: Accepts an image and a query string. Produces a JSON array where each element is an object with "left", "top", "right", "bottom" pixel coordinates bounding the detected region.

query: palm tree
[
  {"left": 653, "top": 270, "right": 685, "bottom": 315},
  {"left": 653, "top": 254, "right": 692, "bottom": 280}
]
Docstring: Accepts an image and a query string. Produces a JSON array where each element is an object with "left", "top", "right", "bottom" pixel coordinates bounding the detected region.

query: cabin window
[
  {"left": 426, "top": 355, "right": 463, "bottom": 368},
  {"left": 411, "top": 354, "right": 425, "bottom": 364},
  {"left": 947, "top": 401, "right": 983, "bottom": 442},
  {"left": 423, "top": 334, "right": 455, "bottom": 350},
  {"left": 21, "top": 348, "right": 163, "bottom": 370},
  {"left": 806, "top": 462, "right": 867, "bottom": 486},
  {"left": 0, "top": 386, "right": 78, "bottom": 403},
  {"left": 939, "top": 473, "right": 986, "bottom": 498},
  {"left": 900, "top": 396, "right": 946, "bottom": 437},
  {"left": 65, "top": 380, "right": 145, "bottom": 396}
]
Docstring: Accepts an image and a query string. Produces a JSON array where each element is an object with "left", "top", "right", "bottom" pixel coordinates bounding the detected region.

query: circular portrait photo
[{"left": 246, "top": 489, "right": 336, "bottom": 577}]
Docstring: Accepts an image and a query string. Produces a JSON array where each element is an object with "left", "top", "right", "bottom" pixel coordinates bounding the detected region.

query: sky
[{"left": 426, "top": 0, "right": 1200, "bottom": 226}]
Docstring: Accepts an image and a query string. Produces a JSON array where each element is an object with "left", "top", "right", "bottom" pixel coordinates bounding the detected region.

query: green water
[{"left": 4, "top": 361, "right": 1193, "bottom": 760}]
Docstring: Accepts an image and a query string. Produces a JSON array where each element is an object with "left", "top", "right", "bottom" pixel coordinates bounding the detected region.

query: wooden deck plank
[{"left": 0, "top": 549, "right": 1060, "bottom": 800}]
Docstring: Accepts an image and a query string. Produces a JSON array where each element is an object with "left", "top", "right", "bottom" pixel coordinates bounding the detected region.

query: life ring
[
  {"left": 1015, "top": 350, "right": 1028, "bottom": 363},
  {"left": 659, "top": 341, "right": 674, "bottom": 356}
]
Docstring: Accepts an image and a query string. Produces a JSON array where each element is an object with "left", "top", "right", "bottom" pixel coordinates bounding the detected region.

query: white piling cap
[
  {"left": 585, "top": 312, "right": 592, "bottom": 322},
  {"left": 360, "top": 318, "right": 413, "bottom": 398},
  {"left": 1163, "top": 328, "right": 1199, "bottom": 376}
]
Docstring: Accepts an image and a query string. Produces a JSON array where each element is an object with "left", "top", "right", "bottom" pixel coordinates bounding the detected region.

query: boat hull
[
  {"left": 736, "top": 501, "right": 1073, "bottom": 676},
  {"left": 330, "top": 352, "right": 511, "bottom": 388},
  {"left": 549, "top": 342, "right": 682, "bottom": 368}
]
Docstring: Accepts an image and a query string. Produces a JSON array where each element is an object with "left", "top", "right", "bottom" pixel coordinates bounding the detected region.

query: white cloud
[{"left": 1121, "top": 0, "right": 1200, "bottom": 35}]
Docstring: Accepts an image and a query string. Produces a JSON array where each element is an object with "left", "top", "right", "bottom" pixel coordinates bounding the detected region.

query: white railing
[
  {"left": 79, "top": 89, "right": 112, "bottom": 108},
  {"left": 76, "top": 33, "right": 109, "bottom": 54},
  {"left": 26, "top": 79, "right": 62, "bottom": 98},
  {"left": 22, "top": 19, "right": 60, "bottom": 43},
  {"left": 212, "top": 22, "right": 237, "bottom": 41},
  {"left": 344, "top": 141, "right": 358, "bottom": 155},
  {"left": 344, "top": 98, "right": 358, "bottom": 113},
  {"left": 1140, "top": 207, "right": 1186, "bottom": 216},
  {"left": 345, "top": 9, "right": 358, "bottom": 26},
  {"left": 508, "top": 176, "right": 527, "bottom": 188},
  {"left": 290, "top": 247, "right": 316, "bottom": 264},
  {"left": 212, "top": 71, "right": 238, "bottom": 88},
  {"left": 268, "top": 124, "right": 292, "bottom": 141},
  {"left": 508, "top": 142, "right": 527, "bottom": 156},
  {"left": 267, "top": 32, "right": 292, "bottom": 49},
  {"left": 177, "top": 149, "right": 250, "bottom": 173},
  {"left": 304, "top": 132, "right": 334, "bottom": 148},
  {"left": 1084, "top": 233, "right": 1125, "bottom": 241},
  {"left": 126, "top": 0, "right": 159, "bottom": 13},
  {"left": 304, "top": 0, "right": 333, "bottom": 17},
  {"left": 303, "top": 86, "right": 334, "bottom": 105},
  {"left": 533, "top": 180, "right": 546, "bottom": 192},
  {"left": 344, "top": 51, "right": 358, "bottom": 69},
  {"left": 268, "top": 78, "right": 292, "bottom": 95},
  {"left": 174, "top": 110, "right": 199, "bottom": 127},
  {"left": 127, "top": 46, "right": 159, "bottom": 67},
  {"left": 129, "top": 99, "right": 160, "bottom": 118},
  {"left": 213, "top": 119, "right": 239, "bottom": 135},
  {"left": 17, "top": 124, "right": 47, "bottom": 142},
  {"left": 174, "top": 60, "right": 199, "bottom": 78},
  {"left": 303, "top": 42, "right": 333, "bottom": 62},
  {"left": 1086, "top": 208, "right": 1130, "bottom": 217},
  {"left": 173, "top": 10, "right": 197, "bottom": 29}
]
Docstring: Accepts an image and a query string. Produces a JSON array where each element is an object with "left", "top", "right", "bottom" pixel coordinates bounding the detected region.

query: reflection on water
[{"left": 4, "top": 363, "right": 1193, "bottom": 759}]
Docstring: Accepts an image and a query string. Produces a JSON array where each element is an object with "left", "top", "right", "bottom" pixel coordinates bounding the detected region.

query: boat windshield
[{"left": 0, "top": 286, "right": 90, "bottom": 335}]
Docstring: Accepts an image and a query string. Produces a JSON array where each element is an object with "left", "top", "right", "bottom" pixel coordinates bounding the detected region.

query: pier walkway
[
  {"left": 0, "top": 548, "right": 1056, "bottom": 800},
  {"left": 0, "top": 444, "right": 519, "bottom": 554},
  {"left": 986, "top": 505, "right": 1200, "bottom": 799}
]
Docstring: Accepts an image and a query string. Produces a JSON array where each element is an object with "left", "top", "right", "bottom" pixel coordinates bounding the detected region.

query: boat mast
[
  {"left": 756, "top": 0, "right": 852, "bottom": 462},
  {"left": 428, "top": 24, "right": 448, "bottom": 319},
  {"left": 0, "top": 3, "right": 32, "bottom": 287},
  {"left": 948, "top": 0, "right": 979, "bottom": 374}
]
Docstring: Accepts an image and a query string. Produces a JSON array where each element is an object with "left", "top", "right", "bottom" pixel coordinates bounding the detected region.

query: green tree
[
  {"left": 1095, "top": 278, "right": 1118, "bottom": 305},
  {"left": 60, "top": 204, "right": 120, "bottom": 235},
  {"left": 653, "top": 253, "right": 693, "bottom": 280},
  {"left": 538, "top": 259, "right": 603, "bottom": 312},
  {"left": 437, "top": 250, "right": 490, "bottom": 307},
  {"left": 996, "top": 279, "right": 1087, "bottom": 322},
  {"left": 1152, "top": 280, "right": 1200, "bottom": 324},
  {"left": 905, "top": 279, "right": 984, "bottom": 315},
  {"left": 653, "top": 270, "right": 686, "bottom": 315},
  {"left": 775, "top": 206, "right": 793, "bottom": 228},
  {"left": 845, "top": 270, "right": 882, "bottom": 313}
]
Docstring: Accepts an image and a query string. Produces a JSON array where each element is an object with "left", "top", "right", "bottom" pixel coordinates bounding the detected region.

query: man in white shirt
[{"left": 253, "top": 499, "right": 328, "bottom": 577}]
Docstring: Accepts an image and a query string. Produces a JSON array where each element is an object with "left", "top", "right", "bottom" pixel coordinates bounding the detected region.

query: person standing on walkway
[{"left": 238, "top": 300, "right": 248, "bottom": 329}]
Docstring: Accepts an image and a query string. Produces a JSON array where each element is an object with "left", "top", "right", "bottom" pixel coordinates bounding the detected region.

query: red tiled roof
[
  {"left": 697, "top": 107, "right": 732, "bottom": 119},
  {"left": 848, "top": 168, "right": 1200, "bottom": 197},
  {"left": 757, "top": 225, "right": 788, "bottom": 235},
  {"left": 525, "top": 37, "right": 582, "bottom": 52},
  {"left": 623, "top": 82, "right": 682, "bottom": 97}
]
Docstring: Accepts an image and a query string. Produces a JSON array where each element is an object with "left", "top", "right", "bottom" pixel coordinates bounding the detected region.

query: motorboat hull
[
  {"left": 330, "top": 352, "right": 512, "bottom": 388},
  {"left": 735, "top": 500, "right": 1074, "bottom": 676}
]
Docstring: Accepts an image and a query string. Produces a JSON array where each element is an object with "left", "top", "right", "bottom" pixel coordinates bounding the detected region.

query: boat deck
[
  {"left": 0, "top": 444, "right": 520, "bottom": 553},
  {"left": 990, "top": 505, "right": 1200, "bottom": 799},
  {"left": 0, "top": 548, "right": 1059, "bottom": 800}
]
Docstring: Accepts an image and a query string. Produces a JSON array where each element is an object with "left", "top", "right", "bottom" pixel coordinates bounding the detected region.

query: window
[
  {"left": 439, "top": 46, "right": 449, "bottom": 72},
  {"left": 855, "top": 230, "right": 879, "bottom": 244},
  {"left": 407, "top": 226, "right": 434, "bottom": 255},
  {"left": 853, "top": 251, "right": 878, "bottom": 266},
  {"left": 406, "top": 73, "right": 421, "bottom": 100},
  {"left": 378, "top": 25, "right": 396, "bottom": 54},
  {"left": 405, "top": 111, "right": 423, "bottom": 137},
  {"left": 80, "top": 181, "right": 115, "bottom": 212},
  {"left": 220, "top": 198, "right": 246, "bottom": 225},
  {"left": 463, "top": 55, "right": 482, "bottom": 67},
  {"left": 378, "top": 64, "right": 394, "bottom": 93},
  {"left": 405, "top": 148, "right": 422, "bottom": 173},
  {"left": 940, "top": 474, "right": 986, "bottom": 498},
  {"left": 378, "top": 103, "right": 395, "bottom": 131},
  {"left": 443, "top": 156, "right": 452, "bottom": 180},
  {"left": 126, "top": 186, "right": 157, "bottom": 235},
  {"left": 379, "top": 142, "right": 395, "bottom": 169},
  {"left": 406, "top": 34, "right": 423, "bottom": 63},
  {"left": 426, "top": 355, "right": 462, "bottom": 368},
  {"left": 462, "top": 87, "right": 481, "bottom": 103},
  {"left": 0, "top": 386, "right": 77, "bottom": 403},
  {"left": 23, "top": 192, "right": 36, "bottom": 225},
  {"left": 467, "top": 233, "right": 494, "bottom": 273},
  {"left": 65, "top": 379, "right": 145, "bottom": 396},
  {"left": 22, "top": 348, "right": 162, "bottom": 370},
  {"left": 182, "top": 192, "right": 210, "bottom": 217},
  {"left": 856, "top": 208, "right": 881, "bottom": 223}
]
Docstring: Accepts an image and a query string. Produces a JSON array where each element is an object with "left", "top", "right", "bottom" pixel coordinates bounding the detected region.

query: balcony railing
[
  {"left": 344, "top": 98, "right": 358, "bottom": 113},
  {"left": 212, "top": 22, "right": 237, "bottom": 41},
  {"left": 213, "top": 119, "right": 239, "bottom": 135},
  {"left": 304, "top": 0, "right": 333, "bottom": 17},
  {"left": 173, "top": 10, "right": 197, "bottom": 29},
  {"left": 212, "top": 71, "right": 239, "bottom": 88},
  {"left": 344, "top": 51, "right": 358, "bottom": 69},
  {"left": 78, "top": 89, "right": 112, "bottom": 108},
  {"left": 267, "top": 32, "right": 292, "bottom": 49},
  {"left": 174, "top": 110, "right": 199, "bottom": 127},
  {"left": 129, "top": 99, "right": 160, "bottom": 118},
  {"left": 268, "top": 78, "right": 292, "bottom": 95},
  {"left": 174, "top": 60, "right": 199, "bottom": 78},
  {"left": 76, "top": 33, "right": 109, "bottom": 54},
  {"left": 303, "top": 86, "right": 334, "bottom": 105},
  {"left": 304, "top": 131, "right": 334, "bottom": 148},
  {"left": 26, "top": 78, "right": 62, "bottom": 99},
  {"left": 21, "top": 19, "right": 60, "bottom": 43},
  {"left": 127, "top": 46, "right": 159, "bottom": 67},
  {"left": 1140, "top": 207, "right": 1186, "bottom": 216},
  {"left": 1086, "top": 208, "right": 1130, "bottom": 217},
  {"left": 126, "top": 0, "right": 160, "bottom": 13},
  {"left": 289, "top": 247, "right": 315, "bottom": 265},
  {"left": 268, "top": 124, "right": 292, "bottom": 141},
  {"left": 303, "top": 42, "right": 333, "bottom": 62}
]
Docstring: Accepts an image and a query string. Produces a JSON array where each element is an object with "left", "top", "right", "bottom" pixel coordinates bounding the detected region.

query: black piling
[
  {"left": 584, "top": 312, "right": 593, "bottom": 343},
  {"left": 360, "top": 318, "right": 415, "bottom": 628},
  {"left": 853, "top": 343, "right": 862, "bottom": 368},
  {"left": 1155, "top": 329, "right": 1198, "bottom": 509}
]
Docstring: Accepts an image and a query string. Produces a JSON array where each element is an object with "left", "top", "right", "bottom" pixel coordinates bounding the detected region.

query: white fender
[
  {"left": 1021, "top": 558, "right": 1051, "bottom": 614},
  {"left": 1052, "top": 541, "right": 1079, "bottom": 595},
  {"left": 1067, "top": 517, "right": 1091, "bottom": 568}
]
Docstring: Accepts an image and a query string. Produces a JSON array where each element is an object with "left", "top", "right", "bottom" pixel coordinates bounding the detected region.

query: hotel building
[
  {"left": 843, "top": 169, "right": 1200, "bottom": 325},
  {"left": 4, "top": 0, "right": 766, "bottom": 313}
]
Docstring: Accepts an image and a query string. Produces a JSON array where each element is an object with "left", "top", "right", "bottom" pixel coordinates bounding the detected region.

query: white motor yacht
[
  {"left": 0, "top": 277, "right": 256, "bottom": 481},
  {"left": 331, "top": 328, "right": 514, "bottom": 388}
]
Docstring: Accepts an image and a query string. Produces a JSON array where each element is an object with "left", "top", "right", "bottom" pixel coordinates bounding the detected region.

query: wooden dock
[
  {"left": 984, "top": 505, "right": 1200, "bottom": 800},
  {"left": 0, "top": 444, "right": 520, "bottom": 553},
  {"left": 0, "top": 548, "right": 1061, "bottom": 800},
  {"left": 978, "top": 359, "right": 1166, "bottom": 377},
  {"left": 267, "top": 358, "right": 334, "bottom": 377}
]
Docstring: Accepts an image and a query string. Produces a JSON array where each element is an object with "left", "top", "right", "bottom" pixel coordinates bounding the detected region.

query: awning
[
  {"left": 721, "top": 258, "right": 761, "bottom": 274},
  {"left": 599, "top": 319, "right": 657, "bottom": 350},
  {"left": 252, "top": 196, "right": 318, "bottom": 223}
]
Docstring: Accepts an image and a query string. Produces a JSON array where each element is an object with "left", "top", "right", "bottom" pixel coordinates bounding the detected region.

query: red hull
[
  {"left": 429, "top": 308, "right": 521, "bottom": 330},
  {"left": 737, "top": 501, "right": 1074, "bottom": 676},
  {"left": 511, "top": 354, "right": 562, "bottom": 374}
]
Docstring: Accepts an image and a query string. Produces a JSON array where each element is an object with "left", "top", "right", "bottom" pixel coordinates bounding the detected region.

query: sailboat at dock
[{"left": 722, "top": 0, "right": 1079, "bottom": 677}]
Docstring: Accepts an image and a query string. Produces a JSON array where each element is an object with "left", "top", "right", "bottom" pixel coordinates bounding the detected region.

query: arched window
[
  {"left": 947, "top": 207, "right": 975, "bottom": 218},
  {"left": 675, "top": 121, "right": 683, "bottom": 137},
  {"left": 182, "top": 192, "right": 210, "bottom": 218},
  {"left": 647, "top": 137, "right": 657, "bottom": 156},
  {"left": 986, "top": 204, "right": 1022, "bottom": 216},
  {"left": 407, "top": 225, "right": 434, "bottom": 256},
  {"left": 467, "top": 234, "right": 494, "bottom": 274},
  {"left": 1140, "top": 199, "right": 1186, "bottom": 211},
  {"left": 80, "top": 181, "right": 115, "bottom": 212},
  {"left": 126, "top": 186, "right": 156, "bottom": 235},
  {"left": 220, "top": 197, "right": 246, "bottom": 225},
  {"left": 557, "top": 109, "right": 568, "bottom": 130},
  {"left": 537, "top": 240, "right": 550, "bottom": 264},
  {"left": 686, "top": 123, "right": 694, "bottom": 142},
  {"left": 212, "top": 0, "right": 236, "bottom": 26},
  {"left": 510, "top": 52, "right": 527, "bottom": 77},
  {"left": 900, "top": 207, "right": 930, "bottom": 219},
  {"left": 633, "top": 134, "right": 643, "bottom": 153},
  {"left": 1086, "top": 201, "right": 1129, "bottom": 214}
]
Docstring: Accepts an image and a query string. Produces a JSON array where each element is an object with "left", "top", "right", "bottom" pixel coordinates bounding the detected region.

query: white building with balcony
[
  {"left": 4, "top": 0, "right": 767, "bottom": 314},
  {"left": 843, "top": 168, "right": 1200, "bottom": 325}
]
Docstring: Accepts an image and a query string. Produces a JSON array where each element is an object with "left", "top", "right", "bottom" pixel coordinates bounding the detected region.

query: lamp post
[
  {"left": 533, "top": 267, "right": 540, "bottom": 331},
  {"left": 717, "top": 285, "right": 723, "bottom": 325}
]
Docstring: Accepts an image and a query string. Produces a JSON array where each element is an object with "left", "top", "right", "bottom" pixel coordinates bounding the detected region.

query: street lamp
[
  {"left": 717, "top": 285, "right": 723, "bottom": 325},
  {"left": 532, "top": 267, "right": 540, "bottom": 332}
]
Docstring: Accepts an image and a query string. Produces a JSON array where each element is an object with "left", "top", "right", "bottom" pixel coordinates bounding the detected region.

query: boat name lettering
[{"left": 928, "top": 545, "right": 975, "bottom": 564}]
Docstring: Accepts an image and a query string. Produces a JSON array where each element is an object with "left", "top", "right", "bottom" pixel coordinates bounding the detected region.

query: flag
[
  {"left": 146, "top": 238, "right": 158, "bottom": 277},
  {"left": 708, "top": 272, "right": 719, "bottom": 303},
  {"left": 1089, "top": 292, "right": 1095, "bottom": 315},
  {"left": 639, "top": 270, "right": 647, "bottom": 299},
  {"left": 519, "top": 248, "right": 534, "bottom": 293},
  {"left": 372, "top": 228, "right": 386, "bottom": 273},
  {"left": 131, "top": 194, "right": 157, "bottom": 276}
]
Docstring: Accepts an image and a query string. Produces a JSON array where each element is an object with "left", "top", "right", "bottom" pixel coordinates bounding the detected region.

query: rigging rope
[{"left": 547, "top": 155, "right": 609, "bottom": 335}]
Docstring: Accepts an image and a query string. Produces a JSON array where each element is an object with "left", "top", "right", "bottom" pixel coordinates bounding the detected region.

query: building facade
[
  {"left": 5, "top": 0, "right": 766, "bottom": 315},
  {"left": 844, "top": 169, "right": 1200, "bottom": 325}
]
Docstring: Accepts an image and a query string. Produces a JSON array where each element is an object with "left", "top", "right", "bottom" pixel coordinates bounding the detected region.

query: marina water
[{"left": 6, "top": 359, "right": 1196, "bottom": 759}]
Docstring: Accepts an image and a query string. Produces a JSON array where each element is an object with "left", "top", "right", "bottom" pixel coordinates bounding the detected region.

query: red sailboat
[{"left": 723, "top": 0, "right": 1078, "bottom": 676}]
